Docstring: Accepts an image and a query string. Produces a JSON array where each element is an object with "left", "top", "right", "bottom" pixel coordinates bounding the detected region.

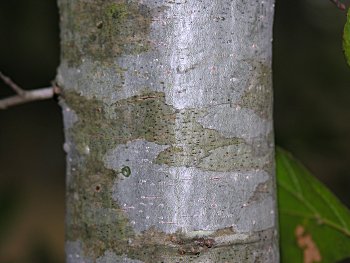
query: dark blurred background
[{"left": 0, "top": 0, "right": 350, "bottom": 262}]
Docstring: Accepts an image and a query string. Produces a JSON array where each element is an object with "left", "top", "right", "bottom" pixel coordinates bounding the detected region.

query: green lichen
[
  {"left": 64, "top": 90, "right": 178, "bottom": 259},
  {"left": 59, "top": 0, "right": 153, "bottom": 67},
  {"left": 154, "top": 108, "right": 244, "bottom": 169},
  {"left": 197, "top": 143, "right": 273, "bottom": 172},
  {"left": 121, "top": 166, "right": 131, "bottom": 177},
  {"left": 154, "top": 108, "right": 270, "bottom": 172},
  {"left": 64, "top": 92, "right": 133, "bottom": 258},
  {"left": 107, "top": 3, "right": 128, "bottom": 21}
]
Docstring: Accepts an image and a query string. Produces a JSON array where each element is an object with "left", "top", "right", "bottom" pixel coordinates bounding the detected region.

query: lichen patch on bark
[
  {"left": 58, "top": 0, "right": 154, "bottom": 67},
  {"left": 104, "top": 139, "right": 274, "bottom": 234},
  {"left": 238, "top": 61, "right": 273, "bottom": 120},
  {"left": 62, "top": 89, "right": 276, "bottom": 261}
]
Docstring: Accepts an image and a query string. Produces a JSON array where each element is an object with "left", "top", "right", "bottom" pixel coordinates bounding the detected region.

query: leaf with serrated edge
[{"left": 277, "top": 147, "right": 350, "bottom": 263}]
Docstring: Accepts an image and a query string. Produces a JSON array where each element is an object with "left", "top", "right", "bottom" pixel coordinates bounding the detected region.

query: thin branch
[
  {"left": 0, "top": 71, "right": 25, "bottom": 95},
  {"left": 329, "top": 0, "right": 347, "bottom": 11},
  {"left": 0, "top": 87, "right": 55, "bottom": 109},
  {"left": 0, "top": 71, "right": 59, "bottom": 110}
]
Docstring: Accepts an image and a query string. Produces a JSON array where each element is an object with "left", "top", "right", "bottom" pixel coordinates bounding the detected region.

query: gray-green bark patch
[
  {"left": 238, "top": 61, "right": 273, "bottom": 119},
  {"left": 58, "top": 0, "right": 153, "bottom": 67},
  {"left": 152, "top": 107, "right": 254, "bottom": 170},
  {"left": 63, "top": 90, "right": 275, "bottom": 261},
  {"left": 104, "top": 139, "right": 274, "bottom": 234}
]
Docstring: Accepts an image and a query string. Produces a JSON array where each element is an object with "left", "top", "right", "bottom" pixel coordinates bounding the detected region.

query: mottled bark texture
[{"left": 57, "top": 0, "right": 278, "bottom": 262}]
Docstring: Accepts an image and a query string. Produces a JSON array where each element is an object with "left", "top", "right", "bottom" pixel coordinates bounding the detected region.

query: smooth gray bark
[{"left": 57, "top": 0, "right": 278, "bottom": 262}]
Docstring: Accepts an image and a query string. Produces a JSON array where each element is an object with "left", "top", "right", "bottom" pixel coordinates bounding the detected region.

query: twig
[
  {"left": 0, "top": 87, "right": 55, "bottom": 109},
  {"left": 329, "top": 0, "right": 347, "bottom": 11},
  {"left": 0, "top": 71, "right": 59, "bottom": 110},
  {"left": 0, "top": 71, "right": 25, "bottom": 95}
]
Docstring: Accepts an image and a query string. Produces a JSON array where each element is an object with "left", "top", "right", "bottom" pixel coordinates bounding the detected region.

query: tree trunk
[{"left": 57, "top": 0, "right": 278, "bottom": 262}]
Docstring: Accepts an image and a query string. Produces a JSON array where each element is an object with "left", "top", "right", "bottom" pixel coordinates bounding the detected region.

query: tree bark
[{"left": 57, "top": 0, "right": 278, "bottom": 262}]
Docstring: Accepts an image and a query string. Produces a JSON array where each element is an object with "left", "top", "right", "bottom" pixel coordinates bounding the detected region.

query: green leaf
[
  {"left": 276, "top": 147, "right": 350, "bottom": 263},
  {"left": 343, "top": 8, "right": 350, "bottom": 67}
]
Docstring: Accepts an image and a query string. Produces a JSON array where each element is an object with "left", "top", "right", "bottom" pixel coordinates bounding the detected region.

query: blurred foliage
[
  {"left": 274, "top": 0, "right": 350, "bottom": 207},
  {"left": 277, "top": 148, "right": 350, "bottom": 263}
]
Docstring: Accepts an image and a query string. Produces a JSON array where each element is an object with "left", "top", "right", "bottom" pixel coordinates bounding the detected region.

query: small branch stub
[{"left": 0, "top": 71, "right": 59, "bottom": 110}]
